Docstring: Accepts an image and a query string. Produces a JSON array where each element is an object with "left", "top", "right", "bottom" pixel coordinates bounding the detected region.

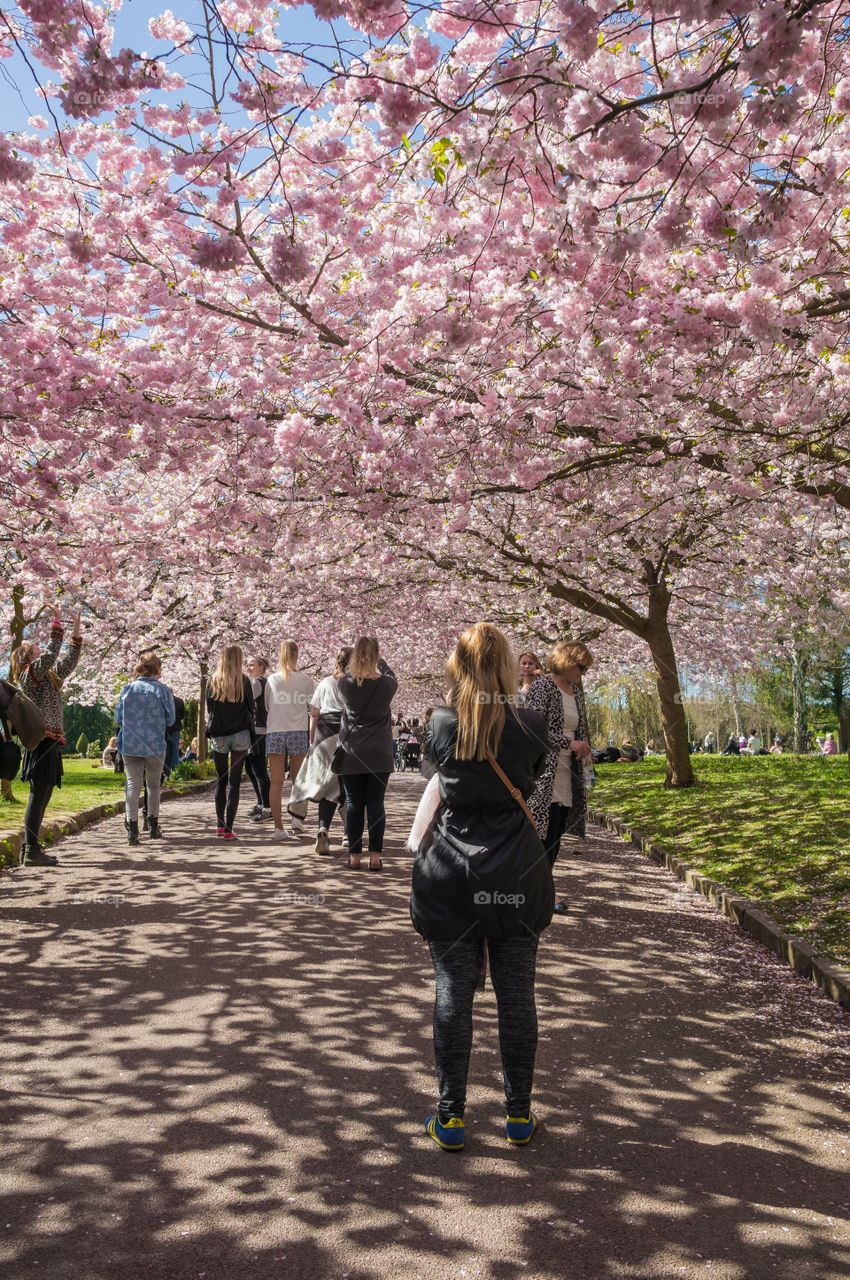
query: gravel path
[{"left": 1, "top": 775, "right": 848, "bottom": 1280}]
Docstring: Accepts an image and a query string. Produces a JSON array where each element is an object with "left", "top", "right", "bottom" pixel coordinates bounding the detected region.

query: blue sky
[{"left": 0, "top": 1, "right": 362, "bottom": 131}]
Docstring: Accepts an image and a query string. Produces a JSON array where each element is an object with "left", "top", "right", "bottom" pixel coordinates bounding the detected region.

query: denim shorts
[
  {"left": 209, "top": 731, "right": 252, "bottom": 755},
  {"left": 266, "top": 730, "right": 309, "bottom": 756}
]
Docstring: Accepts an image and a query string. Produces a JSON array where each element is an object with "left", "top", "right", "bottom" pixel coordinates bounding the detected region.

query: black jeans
[
  {"left": 244, "top": 737, "right": 270, "bottom": 808},
  {"left": 24, "top": 774, "right": 54, "bottom": 849},
  {"left": 213, "top": 749, "right": 248, "bottom": 830},
  {"left": 317, "top": 797, "right": 338, "bottom": 830},
  {"left": 428, "top": 936, "right": 540, "bottom": 1121},
  {"left": 544, "top": 803, "right": 571, "bottom": 867},
  {"left": 342, "top": 772, "right": 389, "bottom": 853}
]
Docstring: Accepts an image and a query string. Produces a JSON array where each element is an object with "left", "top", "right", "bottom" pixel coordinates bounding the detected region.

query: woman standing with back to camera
[
  {"left": 265, "top": 640, "right": 315, "bottom": 842},
  {"left": 206, "top": 645, "right": 255, "bottom": 840},
  {"left": 410, "top": 622, "right": 553, "bottom": 1151},
  {"left": 335, "top": 636, "right": 396, "bottom": 871}
]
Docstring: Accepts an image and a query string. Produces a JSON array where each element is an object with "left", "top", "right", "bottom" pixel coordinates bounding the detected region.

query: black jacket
[
  {"left": 251, "top": 676, "right": 268, "bottom": 732},
  {"left": 336, "top": 660, "right": 397, "bottom": 775},
  {"left": 206, "top": 677, "right": 255, "bottom": 738},
  {"left": 168, "top": 695, "right": 185, "bottom": 735},
  {"left": 410, "top": 705, "right": 554, "bottom": 941}
]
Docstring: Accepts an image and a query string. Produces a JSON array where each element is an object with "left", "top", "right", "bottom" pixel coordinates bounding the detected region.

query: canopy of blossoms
[{"left": 1, "top": 0, "right": 848, "bottom": 781}]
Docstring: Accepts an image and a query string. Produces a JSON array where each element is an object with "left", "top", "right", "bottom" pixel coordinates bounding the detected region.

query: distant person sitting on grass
[
  {"left": 181, "top": 738, "right": 199, "bottom": 762},
  {"left": 769, "top": 737, "right": 784, "bottom": 755},
  {"left": 101, "top": 736, "right": 119, "bottom": 768},
  {"left": 744, "top": 731, "right": 763, "bottom": 756},
  {"left": 618, "top": 740, "right": 641, "bottom": 762},
  {"left": 721, "top": 735, "right": 740, "bottom": 756},
  {"left": 821, "top": 732, "right": 838, "bottom": 756}
]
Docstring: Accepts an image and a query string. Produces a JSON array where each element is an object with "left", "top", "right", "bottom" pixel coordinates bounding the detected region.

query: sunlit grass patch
[{"left": 592, "top": 755, "right": 850, "bottom": 966}]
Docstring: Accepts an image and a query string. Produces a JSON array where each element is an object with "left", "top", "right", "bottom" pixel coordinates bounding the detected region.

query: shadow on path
[{"left": 1, "top": 777, "right": 849, "bottom": 1280}]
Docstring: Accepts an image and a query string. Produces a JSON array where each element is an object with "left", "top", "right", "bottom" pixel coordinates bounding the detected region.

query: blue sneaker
[
  {"left": 505, "top": 1113, "right": 537, "bottom": 1145},
  {"left": 424, "top": 1114, "right": 465, "bottom": 1151}
]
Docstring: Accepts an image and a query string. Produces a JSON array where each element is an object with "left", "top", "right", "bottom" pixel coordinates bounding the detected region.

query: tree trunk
[
  {"left": 646, "top": 582, "right": 696, "bottom": 787},
  {"left": 790, "top": 648, "right": 808, "bottom": 753},
  {"left": 11, "top": 584, "right": 25, "bottom": 648},
  {"left": 4, "top": 588, "right": 25, "bottom": 799},
  {"left": 198, "top": 660, "right": 209, "bottom": 763},
  {"left": 729, "top": 669, "right": 743, "bottom": 738},
  {"left": 830, "top": 663, "right": 846, "bottom": 745},
  {"left": 839, "top": 709, "right": 850, "bottom": 757}
]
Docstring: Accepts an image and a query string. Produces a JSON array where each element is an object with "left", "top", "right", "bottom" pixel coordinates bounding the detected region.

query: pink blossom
[
  {"left": 192, "top": 234, "right": 246, "bottom": 271},
  {"left": 148, "top": 11, "right": 192, "bottom": 45},
  {"left": 269, "top": 235, "right": 310, "bottom": 284}
]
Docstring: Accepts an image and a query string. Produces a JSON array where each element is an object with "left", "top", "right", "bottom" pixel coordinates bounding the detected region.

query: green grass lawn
[
  {"left": 0, "top": 756, "right": 127, "bottom": 840},
  {"left": 591, "top": 754, "right": 850, "bottom": 968}
]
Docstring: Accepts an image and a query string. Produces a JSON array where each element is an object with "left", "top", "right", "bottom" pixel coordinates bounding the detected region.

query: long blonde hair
[
  {"left": 349, "top": 636, "right": 380, "bottom": 686},
  {"left": 209, "top": 645, "right": 245, "bottom": 703},
  {"left": 10, "top": 642, "right": 62, "bottom": 690},
  {"left": 446, "top": 623, "right": 518, "bottom": 762},
  {"left": 279, "top": 640, "right": 298, "bottom": 677}
]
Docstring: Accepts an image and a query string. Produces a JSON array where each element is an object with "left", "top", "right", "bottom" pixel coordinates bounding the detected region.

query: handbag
[
  {"left": 0, "top": 717, "right": 22, "bottom": 781},
  {"left": 485, "top": 751, "right": 538, "bottom": 830},
  {"left": 331, "top": 677, "right": 383, "bottom": 774},
  {"left": 0, "top": 678, "right": 46, "bottom": 750}
]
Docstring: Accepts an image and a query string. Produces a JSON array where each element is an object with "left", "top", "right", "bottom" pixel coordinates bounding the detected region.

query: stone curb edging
[
  {"left": 588, "top": 806, "right": 850, "bottom": 1012},
  {"left": 0, "top": 778, "right": 217, "bottom": 870}
]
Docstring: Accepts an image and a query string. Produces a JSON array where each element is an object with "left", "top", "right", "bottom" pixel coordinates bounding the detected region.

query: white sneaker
[
  {"left": 285, "top": 824, "right": 307, "bottom": 840},
  {"left": 341, "top": 833, "right": 350, "bottom": 851},
  {"left": 271, "top": 827, "right": 289, "bottom": 843},
  {"left": 315, "top": 828, "right": 330, "bottom": 856}
]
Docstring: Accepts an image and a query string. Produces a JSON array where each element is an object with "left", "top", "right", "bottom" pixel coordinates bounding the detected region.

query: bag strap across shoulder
[
  {"left": 485, "top": 751, "right": 537, "bottom": 831},
  {"left": 339, "top": 674, "right": 383, "bottom": 748}
]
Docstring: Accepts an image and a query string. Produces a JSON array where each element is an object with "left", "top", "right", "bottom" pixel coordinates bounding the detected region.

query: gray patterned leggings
[{"left": 428, "top": 936, "right": 540, "bottom": 1122}]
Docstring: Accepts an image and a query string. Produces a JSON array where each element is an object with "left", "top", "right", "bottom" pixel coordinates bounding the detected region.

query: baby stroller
[{"left": 399, "top": 737, "right": 421, "bottom": 772}]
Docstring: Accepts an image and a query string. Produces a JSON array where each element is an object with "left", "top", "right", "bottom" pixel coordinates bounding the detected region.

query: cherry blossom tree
[{"left": 2, "top": 1, "right": 849, "bottom": 789}]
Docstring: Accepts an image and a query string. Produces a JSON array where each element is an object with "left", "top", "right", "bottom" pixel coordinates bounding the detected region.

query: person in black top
[
  {"left": 244, "top": 655, "right": 271, "bottom": 819},
  {"left": 336, "top": 637, "right": 397, "bottom": 870},
  {"left": 164, "top": 694, "right": 185, "bottom": 776},
  {"left": 205, "top": 645, "right": 255, "bottom": 838},
  {"left": 410, "top": 622, "right": 553, "bottom": 1152}
]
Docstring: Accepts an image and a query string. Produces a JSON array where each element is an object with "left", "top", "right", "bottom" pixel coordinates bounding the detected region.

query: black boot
[
  {"left": 128, "top": 821, "right": 140, "bottom": 847},
  {"left": 21, "top": 845, "right": 58, "bottom": 867},
  {"left": 148, "top": 817, "right": 162, "bottom": 839}
]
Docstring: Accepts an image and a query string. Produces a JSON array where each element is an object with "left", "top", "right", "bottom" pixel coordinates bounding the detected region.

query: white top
[
  {"left": 310, "top": 674, "right": 344, "bottom": 716},
  {"left": 264, "top": 670, "right": 316, "bottom": 734},
  {"left": 747, "top": 734, "right": 762, "bottom": 754},
  {"left": 552, "top": 690, "right": 580, "bottom": 807}
]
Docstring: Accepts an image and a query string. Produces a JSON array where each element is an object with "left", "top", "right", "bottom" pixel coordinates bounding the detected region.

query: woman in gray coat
[{"left": 335, "top": 636, "right": 397, "bottom": 870}]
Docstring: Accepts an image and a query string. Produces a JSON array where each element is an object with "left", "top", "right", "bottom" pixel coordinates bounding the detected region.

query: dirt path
[{"left": 1, "top": 776, "right": 848, "bottom": 1280}]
